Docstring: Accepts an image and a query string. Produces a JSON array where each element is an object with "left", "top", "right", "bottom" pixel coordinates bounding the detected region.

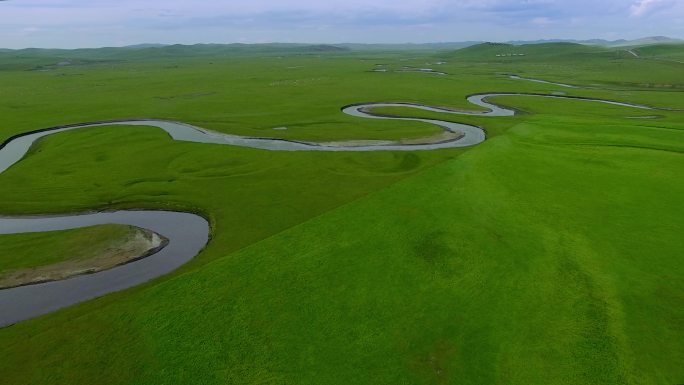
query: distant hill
[
  {"left": 338, "top": 42, "right": 481, "bottom": 51},
  {"left": 445, "top": 42, "right": 610, "bottom": 61},
  {"left": 1, "top": 38, "right": 681, "bottom": 65},
  {"left": 611, "top": 36, "right": 682, "bottom": 47},
  {"left": 123, "top": 43, "right": 347, "bottom": 52},
  {"left": 632, "top": 43, "right": 684, "bottom": 60},
  {"left": 505, "top": 36, "right": 682, "bottom": 47},
  {"left": 124, "top": 43, "right": 168, "bottom": 49},
  {"left": 0, "top": 43, "right": 354, "bottom": 64},
  {"left": 300, "top": 44, "right": 349, "bottom": 52},
  {"left": 120, "top": 43, "right": 350, "bottom": 57},
  {"left": 0, "top": 43, "right": 358, "bottom": 71},
  {"left": 505, "top": 39, "right": 616, "bottom": 45}
]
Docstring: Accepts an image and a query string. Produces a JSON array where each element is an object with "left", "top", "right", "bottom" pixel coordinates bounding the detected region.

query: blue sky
[{"left": 0, "top": 0, "right": 682, "bottom": 48}]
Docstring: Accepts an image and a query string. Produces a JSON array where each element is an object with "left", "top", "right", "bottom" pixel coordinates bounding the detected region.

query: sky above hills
[{"left": 0, "top": 0, "right": 682, "bottom": 48}]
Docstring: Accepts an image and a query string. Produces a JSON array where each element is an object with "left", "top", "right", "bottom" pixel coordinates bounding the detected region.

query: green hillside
[
  {"left": 446, "top": 42, "right": 615, "bottom": 61},
  {"left": 633, "top": 43, "right": 684, "bottom": 60},
  {"left": 0, "top": 43, "right": 352, "bottom": 70}
]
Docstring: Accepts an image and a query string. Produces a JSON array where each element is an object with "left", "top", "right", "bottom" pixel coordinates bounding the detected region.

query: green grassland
[
  {"left": 0, "top": 225, "right": 141, "bottom": 273},
  {"left": 441, "top": 42, "right": 684, "bottom": 89},
  {"left": 632, "top": 43, "right": 684, "bottom": 60},
  {"left": 0, "top": 43, "right": 682, "bottom": 384}
]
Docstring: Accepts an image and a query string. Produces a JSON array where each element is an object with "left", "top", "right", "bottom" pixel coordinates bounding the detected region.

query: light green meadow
[{"left": 0, "top": 43, "right": 682, "bottom": 385}]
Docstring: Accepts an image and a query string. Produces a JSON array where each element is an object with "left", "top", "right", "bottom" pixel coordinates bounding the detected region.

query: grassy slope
[
  {"left": 439, "top": 42, "right": 684, "bottom": 90},
  {"left": 0, "top": 225, "right": 142, "bottom": 272},
  {"left": 633, "top": 43, "right": 684, "bottom": 60},
  {"left": 1, "top": 116, "right": 682, "bottom": 384},
  {"left": 445, "top": 42, "right": 609, "bottom": 60},
  {"left": 0, "top": 48, "right": 682, "bottom": 384}
]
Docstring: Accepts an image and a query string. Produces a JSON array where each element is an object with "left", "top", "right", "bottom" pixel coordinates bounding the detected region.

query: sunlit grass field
[{"left": 0, "top": 43, "right": 682, "bottom": 385}]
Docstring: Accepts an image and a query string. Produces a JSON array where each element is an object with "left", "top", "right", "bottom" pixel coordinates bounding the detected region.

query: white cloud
[
  {"left": 0, "top": 0, "right": 682, "bottom": 48},
  {"left": 630, "top": 0, "right": 670, "bottom": 17}
]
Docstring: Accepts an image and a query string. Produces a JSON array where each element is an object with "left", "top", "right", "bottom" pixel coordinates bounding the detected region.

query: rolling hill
[{"left": 444, "top": 42, "right": 612, "bottom": 62}]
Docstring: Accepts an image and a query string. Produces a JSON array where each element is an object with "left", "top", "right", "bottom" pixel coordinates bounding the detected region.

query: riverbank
[{"left": 0, "top": 226, "right": 168, "bottom": 290}]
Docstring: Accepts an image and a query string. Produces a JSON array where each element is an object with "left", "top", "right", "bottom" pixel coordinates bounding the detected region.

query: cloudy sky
[{"left": 1, "top": 0, "right": 682, "bottom": 48}]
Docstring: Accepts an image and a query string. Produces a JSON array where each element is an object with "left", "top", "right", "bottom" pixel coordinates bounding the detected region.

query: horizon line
[{"left": 2, "top": 35, "right": 683, "bottom": 51}]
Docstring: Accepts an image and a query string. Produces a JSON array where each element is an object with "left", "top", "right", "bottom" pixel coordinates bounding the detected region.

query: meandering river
[{"left": 0, "top": 92, "right": 669, "bottom": 327}]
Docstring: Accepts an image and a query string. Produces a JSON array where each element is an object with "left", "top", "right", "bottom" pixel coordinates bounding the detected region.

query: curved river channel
[{"left": 0, "top": 92, "right": 670, "bottom": 327}]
